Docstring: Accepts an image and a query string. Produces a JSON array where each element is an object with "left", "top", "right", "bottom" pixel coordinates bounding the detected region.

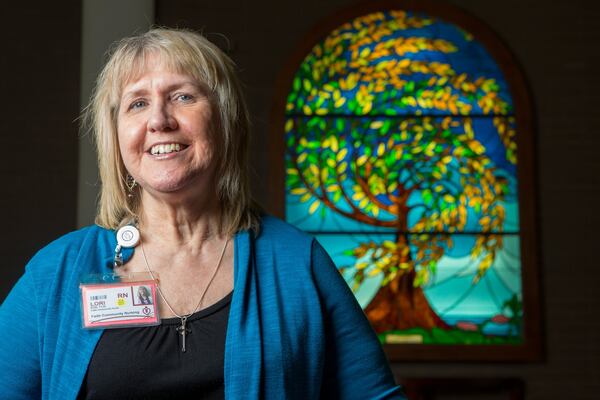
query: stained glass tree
[{"left": 285, "top": 10, "right": 521, "bottom": 344}]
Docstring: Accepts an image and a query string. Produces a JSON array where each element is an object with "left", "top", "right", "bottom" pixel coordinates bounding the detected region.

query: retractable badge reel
[
  {"left": 79, "top": 224, "right": 161, "bottom": 329},
  {"left": 114, "top": 225, "right": 140, "bottom": 267}
]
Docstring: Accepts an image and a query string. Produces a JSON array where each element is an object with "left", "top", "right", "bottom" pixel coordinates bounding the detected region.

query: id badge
[{"left": 80, "top": 272, "right": 161, "bottom": 329}]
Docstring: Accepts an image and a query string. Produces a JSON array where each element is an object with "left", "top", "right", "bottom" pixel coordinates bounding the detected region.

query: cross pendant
[{"left": 176, "top": 316, "right": 191, "bottom": 352}]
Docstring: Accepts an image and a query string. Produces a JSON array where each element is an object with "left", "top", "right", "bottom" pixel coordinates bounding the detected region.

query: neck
[{"left": 138, "top": 189, "right": 224, "bottom": 249}]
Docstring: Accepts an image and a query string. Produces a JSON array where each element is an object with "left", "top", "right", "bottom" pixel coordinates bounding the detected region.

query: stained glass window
[{"left": 284, "top": 10, "right": 524, "bottom": 346}]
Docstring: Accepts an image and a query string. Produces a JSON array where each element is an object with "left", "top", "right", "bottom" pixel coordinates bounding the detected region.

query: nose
[{"left": 147, "top": 102, "right": 177, "bottom": 132}]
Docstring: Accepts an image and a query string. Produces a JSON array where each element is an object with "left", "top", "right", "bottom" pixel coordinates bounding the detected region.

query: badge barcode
[{"left": 90, "top": 295, "right": 107, "bottom": 300}]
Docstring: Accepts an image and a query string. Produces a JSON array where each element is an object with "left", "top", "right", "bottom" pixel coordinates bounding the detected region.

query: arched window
[{"left": 271, "top": 1, "right": 540, "bottom": 361}]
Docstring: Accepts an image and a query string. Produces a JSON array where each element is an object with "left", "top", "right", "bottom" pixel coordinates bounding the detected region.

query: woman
[
  {"left": 0, "top": 28, "right": 404, "bottom": 399},
  {"left": 137, "top": 285, "right": 153, "bottom": 305}
]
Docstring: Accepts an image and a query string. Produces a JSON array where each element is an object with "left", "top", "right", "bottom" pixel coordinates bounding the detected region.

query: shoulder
[
  {"left": 13, "top": 225, "right": 116, "bottom": 312},
  {"left": 257, "top": 214, "right": 313, "bottom": 243},
  {"left": 255, "top": 214, "right": 315, "bottom": 256},
  {"left": 26, "top": 225, "right": 114, "bottom": 275},
  {"left": 252, "top": 215, "right": 336, "bottom": 274},
  {"left": 242, "top": 215, "right": 316, "bottom": 276},
  {"left": 260, "top": 214, "right": 311, "bottom": 239}
]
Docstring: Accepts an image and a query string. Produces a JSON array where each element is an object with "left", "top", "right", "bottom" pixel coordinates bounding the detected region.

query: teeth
[{"left": 150, "top": 143, "right": 184, "bottom": 155}]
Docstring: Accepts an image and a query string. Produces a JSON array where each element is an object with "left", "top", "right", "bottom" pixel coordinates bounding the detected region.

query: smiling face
[{"left": 117, "top": 56, "right": 219, "bottom": 200}]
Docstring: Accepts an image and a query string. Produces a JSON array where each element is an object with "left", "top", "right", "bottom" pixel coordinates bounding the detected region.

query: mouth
[{"left": 148, "top": 143, "right": 189, "bottom": 156}]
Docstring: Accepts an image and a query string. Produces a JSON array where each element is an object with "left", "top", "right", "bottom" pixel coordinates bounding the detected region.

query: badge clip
[{"left": 114, "top": 224, "right": 140, "bottom": 268}]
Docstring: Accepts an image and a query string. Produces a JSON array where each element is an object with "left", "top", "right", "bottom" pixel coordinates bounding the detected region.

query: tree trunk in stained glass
[
  {"left": 366, "top": 269, "right": 449, "bottom": 332},
  {"left": 365, "top": 234, "right": 449, "bottom": 332}
]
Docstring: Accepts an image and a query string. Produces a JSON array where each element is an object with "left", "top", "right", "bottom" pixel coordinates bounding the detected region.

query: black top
[{"left": 78, "top": 292, "right": 232, "bottom": 400}]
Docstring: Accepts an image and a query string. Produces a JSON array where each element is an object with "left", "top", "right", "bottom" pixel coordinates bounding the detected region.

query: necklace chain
[{"left": 140, "top": 236, "right": 229, "bottom": 320}]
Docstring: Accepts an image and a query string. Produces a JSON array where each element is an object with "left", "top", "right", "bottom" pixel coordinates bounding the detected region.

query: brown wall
[
  {"left": 157, "top": 0, "right": 599, "bottom": 398},
  {"left": 0, "top": 2, "right": 81, "bottom": 299}
]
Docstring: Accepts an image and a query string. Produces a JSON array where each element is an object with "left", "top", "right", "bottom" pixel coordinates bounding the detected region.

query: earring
[{"left": 126, "top": 174, "right": 138, "bottom": 198}]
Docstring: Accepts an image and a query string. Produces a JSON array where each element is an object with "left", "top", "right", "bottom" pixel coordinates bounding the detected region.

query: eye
[
  {"left": 128, "top": 100, "right": 147, "bottom": 110},
  {"left": 175, "top": 93, "right": 194, "bottom": 102}
]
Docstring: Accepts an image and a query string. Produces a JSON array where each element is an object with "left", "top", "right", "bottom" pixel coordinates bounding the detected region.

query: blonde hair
[{"left": 82, "top": 28, "right": 259, "bottom": 234}]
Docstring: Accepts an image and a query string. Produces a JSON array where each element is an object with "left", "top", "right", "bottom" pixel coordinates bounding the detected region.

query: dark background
[
  {"left": 1, "top": 0, "right": 598, "bottom": 398},
  {"left": 0, "top": 1, "right": 81, "bottom": 300}
]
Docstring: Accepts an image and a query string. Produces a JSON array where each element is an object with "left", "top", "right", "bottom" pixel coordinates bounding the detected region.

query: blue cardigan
[{"left": 0, "top": 215, "right": 404, "bottom": 399}]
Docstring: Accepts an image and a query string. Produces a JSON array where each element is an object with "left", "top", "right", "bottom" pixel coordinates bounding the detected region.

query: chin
[
  {"left": 140, "top": 165, "right": 216, "bottom": 197},
  {"left": 145, "top": 174, "right": 209, "bottom": 196},
  {"left": 147, "top": 181, "right": 190, "bottom": 194}
]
